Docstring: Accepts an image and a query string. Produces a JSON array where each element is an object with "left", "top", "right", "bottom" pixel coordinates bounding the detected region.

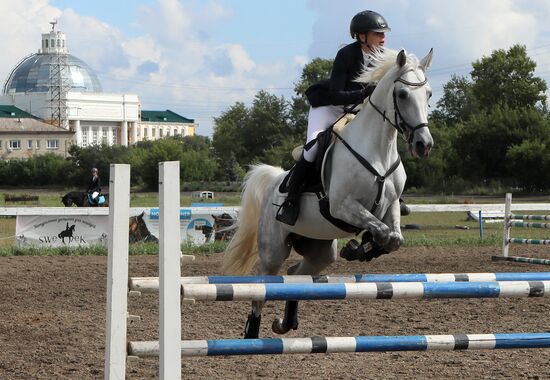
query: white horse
[{"left": 222, "top": 48, "right": 434, "bottom": 339}]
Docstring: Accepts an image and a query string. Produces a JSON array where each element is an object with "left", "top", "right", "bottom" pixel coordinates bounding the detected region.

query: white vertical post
[
  {"left": 159, "top": 161, "right": 181, "bottom": 379},
  {"left": 121, "top": 121, "right": 128, "bottom": 147},
  {"left": 502, "top": 193, "right": 512, "bottom": 258},
  {"left": 104, "top": 164, "right": 131, "bottom": 380}
]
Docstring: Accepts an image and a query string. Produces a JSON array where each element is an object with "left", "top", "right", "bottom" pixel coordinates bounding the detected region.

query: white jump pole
[
  {"left": 159, "top": 161, "right": 182, "bottom": 379},
  {"left": 105, "top": 164, "right": 131, "bottom": 379},
  {"left": 502, "top": 193, "right": 512, "bottom": 258}
]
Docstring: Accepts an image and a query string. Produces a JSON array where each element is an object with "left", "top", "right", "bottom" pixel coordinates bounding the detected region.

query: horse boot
[
  {"left": 400, "top": 198, "right": 411, "bottom": 216},
  {"left": 276, "top": 157, "right": 313, "bottom": 226}
]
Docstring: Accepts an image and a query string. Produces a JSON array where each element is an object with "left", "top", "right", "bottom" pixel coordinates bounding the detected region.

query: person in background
[{"left": 87, "top": 167, "right": 101, "bottom": 205}]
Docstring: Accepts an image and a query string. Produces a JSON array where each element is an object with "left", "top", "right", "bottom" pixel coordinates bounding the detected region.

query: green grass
[{"left": 0, "top": 192, "right": 243, "bottom": 208}]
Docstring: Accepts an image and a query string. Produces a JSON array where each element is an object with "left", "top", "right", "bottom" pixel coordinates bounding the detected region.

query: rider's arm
[{"left": 328, "top": 45, "right": 370, "bottom": 106}]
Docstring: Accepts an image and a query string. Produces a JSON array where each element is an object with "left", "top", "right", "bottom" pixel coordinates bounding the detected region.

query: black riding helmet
[{"left": 350, "top": 10, "right": 391, "bottom": 39}]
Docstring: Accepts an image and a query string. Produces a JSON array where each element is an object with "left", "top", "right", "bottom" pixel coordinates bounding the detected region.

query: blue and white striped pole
[
  {"left": 128, "top": 332, "right": 550, "bottom": 357},
  {"left": 129, "top": 272, "right": 550, "bottom": 293},
  {"left": 180, "top": 281, "right": 550, "bottom": 302}
]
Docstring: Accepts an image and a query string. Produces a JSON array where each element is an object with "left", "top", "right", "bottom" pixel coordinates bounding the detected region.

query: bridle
[{"left": 367, "top": 69, "right": 429, "bottom": 144}]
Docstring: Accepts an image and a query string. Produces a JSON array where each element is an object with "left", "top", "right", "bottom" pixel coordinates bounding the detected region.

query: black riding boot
[{"left": 276, "top": 157, "right": 312, "bottom": 225}]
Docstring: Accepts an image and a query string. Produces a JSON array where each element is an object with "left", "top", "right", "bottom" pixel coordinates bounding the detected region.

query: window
[
  {"left": 159, "top": 128, "right": 164, "bottom": 138},
  {"left": 112, "top": 129, "right": 117, "bottom": 145},
  {"left": 82, "top": 130, "right": 88, "bottom": 146},
  {"left": 144, "top": 127, "right": 148, "bottom": 138},
  {"left": 36, "top": 140, "right": 40, "bottom": 149},
  {"left": 92, "top": 128, "right": 98, "bottom": 144},
  {"left": 27, "top": 140, "right": 33, "bottom": 149},
  {"left": 9, "top": 140, "right": 21, "bottom": 150},
  {"left": 152, "top": 128, "right": 156, "bottom": 138},
  {"left": 101, "top": 127, "right": 107, "bottom": 144},
  {"left": 57, "top": 39, "right": 60, "bottom": 47},
  {"left": 51, "top": 39, "right": 54, "bottom": 48},
  {"left": 0, "top": 140, "right": 2, "bottom": 149},
  {"left": 45, "top": 39, "right": 48, "bottom": 48},
  {"left": 47, "top": 140, "right": 59, "bottom": 149}
]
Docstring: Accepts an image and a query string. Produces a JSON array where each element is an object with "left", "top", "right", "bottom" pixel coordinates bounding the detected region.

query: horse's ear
[
  {"left": 419, "top": 48, "right": 433, "bottom": 72},
  {"left": 139, "top": 211, "right": 145, "bottom": 218},
  {"left": 397, "top": 49, "right": 407, "bottom": 67}
]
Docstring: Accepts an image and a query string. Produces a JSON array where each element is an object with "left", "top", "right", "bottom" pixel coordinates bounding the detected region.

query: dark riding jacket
[
  {"left": 87, "top": 175, "right": 101, "bottom": 194},
  {"left": 306, "top": 41, "right": 375, "bottom": 107}
]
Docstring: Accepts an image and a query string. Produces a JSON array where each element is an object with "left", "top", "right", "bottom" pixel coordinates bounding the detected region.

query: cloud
[
  {"left": 306, "top": 0, "right": 550, "bottom": 98},
  {"left": 0, "top": 0, "right": 60, "bottom": 78}
]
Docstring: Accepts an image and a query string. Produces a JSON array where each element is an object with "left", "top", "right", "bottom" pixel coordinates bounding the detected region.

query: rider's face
[{"left": 366, "top": 31, "right": 385, "bottom": 49}]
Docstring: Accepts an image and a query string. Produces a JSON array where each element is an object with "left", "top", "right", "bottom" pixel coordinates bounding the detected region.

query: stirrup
[{"left": 276, "top": 201, "right": 299, "bottom": 226}]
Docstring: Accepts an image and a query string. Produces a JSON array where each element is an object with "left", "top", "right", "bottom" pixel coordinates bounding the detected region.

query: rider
[
  {"left": 277, "top": 10, "right": 407, "bottom": 226},
  {"left": 87, "top": 167, "right": 101, "bottom": 205}
]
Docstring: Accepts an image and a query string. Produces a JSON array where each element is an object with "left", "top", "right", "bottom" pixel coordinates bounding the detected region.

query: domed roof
[{"left": 3, "top": 53, "right": 102, "bottom": 94}]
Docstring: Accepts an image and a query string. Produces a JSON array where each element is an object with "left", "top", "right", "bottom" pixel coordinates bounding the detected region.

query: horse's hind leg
[
  {"left": 243, "top": 222, "right": 292, "bottom": 339},
  {"left": 272, "top": 238, "right": 337, "bottom": 335}
]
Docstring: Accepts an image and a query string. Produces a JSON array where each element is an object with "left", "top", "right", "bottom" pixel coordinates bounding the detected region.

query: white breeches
[
  {"left": 92, "top": 191, "right": 99, "bottom": 199},
  {"left": 304, "top": 105, "right": 345, "bottom": 162}
]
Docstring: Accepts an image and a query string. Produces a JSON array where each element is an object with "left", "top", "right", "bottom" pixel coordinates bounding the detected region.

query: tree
[
  {"left": 243, "top": 90, "right": 292, "bottom": 166},
  {"left": 506, "top": 139, "right": 550, "bottom": 191},
  {"left": 471, "top": 44, "right": 547, "bottom": 111},
  {"left": 212, "top": 102, "right": 249, "bottom": 168},
  {"left": 431, "top": 75, "right": 479, "bottom": 125},
  {"left": 449, "top": 106, "right": 550, "bottom": 182}
]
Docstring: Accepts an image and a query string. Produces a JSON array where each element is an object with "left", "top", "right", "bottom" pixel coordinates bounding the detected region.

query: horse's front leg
[
  {"left": 330, "top": 196, "right": 391, "bottom": 246},
  {"left": 380, "top": 199, "right": 404, "bottom": 252}
]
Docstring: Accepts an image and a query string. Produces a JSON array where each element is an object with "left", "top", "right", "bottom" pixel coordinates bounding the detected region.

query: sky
[{"left": 1, "top": 0, "right": 550, "bottom": 137}]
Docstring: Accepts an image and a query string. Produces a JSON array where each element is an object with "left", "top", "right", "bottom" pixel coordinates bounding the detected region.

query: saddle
[{"left": 88, "top": 193, "right": 106, "bottom": 206}]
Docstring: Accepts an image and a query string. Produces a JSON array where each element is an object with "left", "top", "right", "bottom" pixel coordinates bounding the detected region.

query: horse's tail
[{"left": 222, "top": 164, "right": 283, "bottom": 275}]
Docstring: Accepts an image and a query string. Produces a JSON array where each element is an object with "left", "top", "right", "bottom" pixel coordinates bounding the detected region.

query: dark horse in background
[
  {"left": 61, "top": 192, "right": 109, "bottom": 207},
  {"left": 200, "top": 213, "right": 237, "bottom": 242},
  {"left": 129, "top": 211, "right": 159, "bottom": 243}
]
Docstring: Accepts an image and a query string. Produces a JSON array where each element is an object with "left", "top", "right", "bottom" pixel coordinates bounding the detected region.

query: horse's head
[
  {"left": 356, "top": 48, "right": 434, "bottom": 158},
  {"left": 61, "top": 193, "right": 72, "bottom": 207}
]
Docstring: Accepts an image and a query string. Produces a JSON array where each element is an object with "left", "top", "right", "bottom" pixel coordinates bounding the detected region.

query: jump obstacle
[
  {"left": 105, "top": 164, "right": 550, "bottom": 380},
  {"left": 129, "top": 271, "right": 550, "bottom": 294},
  {"left": 492, "top": 193, "right": 550, "bottom": 265}
]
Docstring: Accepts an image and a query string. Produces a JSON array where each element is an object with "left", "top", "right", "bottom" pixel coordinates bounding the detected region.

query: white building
[
  {"left": 138, "top": 109, "right": 196, "bottom": 142},
  {"left": 1, "top": 22, "right": 140, "bottom": 147}
]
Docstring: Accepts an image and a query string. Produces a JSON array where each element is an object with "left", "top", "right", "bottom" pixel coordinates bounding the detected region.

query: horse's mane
[{"left": 355, "top": 48, "right": 420, "bottom": 84}]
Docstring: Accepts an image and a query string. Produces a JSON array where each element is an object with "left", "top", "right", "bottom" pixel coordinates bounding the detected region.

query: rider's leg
[
  {"left": 276, "top": 155, "right": 313, "bottom": 225},
  {"left": 276, "top": 105, "right": 343, "bottom": 226}
]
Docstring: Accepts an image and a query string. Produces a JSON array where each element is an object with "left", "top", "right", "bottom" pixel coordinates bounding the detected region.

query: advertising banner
[
  {"left": 142, "top": 207, "right": 239, "bottom": 245},
  {"left": 16, "top": 215, "right": 109, "bottom": 247},
  {"left": 15, "top": 207, "right": 239, "bottom": 247}
]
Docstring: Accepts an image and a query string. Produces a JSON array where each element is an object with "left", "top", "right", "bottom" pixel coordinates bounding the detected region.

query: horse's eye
[
  {"left": 427, "top": 89, "right": 432, "bottom": 99},
  {"left": 397, "top": 89, "right": 409, "bottom": 100}
]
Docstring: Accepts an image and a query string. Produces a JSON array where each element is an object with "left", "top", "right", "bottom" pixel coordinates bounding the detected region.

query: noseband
[{"left": 368, "top": 70, "right": 429, "bottom": 143}]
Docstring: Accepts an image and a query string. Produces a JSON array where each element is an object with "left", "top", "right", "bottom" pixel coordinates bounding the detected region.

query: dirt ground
[{"left": 1, "top": 245, "right": 550, "bottom": 380}]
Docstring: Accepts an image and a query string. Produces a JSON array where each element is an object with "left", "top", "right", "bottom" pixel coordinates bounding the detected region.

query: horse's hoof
[{"left": 272, "top": 318, "right": 291, "bottom": 335}]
